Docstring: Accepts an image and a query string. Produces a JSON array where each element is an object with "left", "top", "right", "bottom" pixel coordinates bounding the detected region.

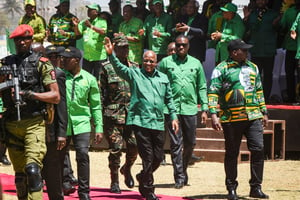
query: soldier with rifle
[{"left": 0, "top": 24, "right": 60, "bottom": 200}]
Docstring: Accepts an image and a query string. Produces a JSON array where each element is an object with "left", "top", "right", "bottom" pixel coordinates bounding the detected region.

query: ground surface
[{"left": 1, "top": 150, "right": 300, "bottom": 200}]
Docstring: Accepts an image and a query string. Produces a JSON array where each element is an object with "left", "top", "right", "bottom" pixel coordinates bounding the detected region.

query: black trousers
[
  {"left": 251, "top": 56, "right": 275, "bottom": 102},
  {"left": 132, "top": 125, "right": 164, "bottom": 195},
  {"left": 63, "top": 149, "right": 75, "bottom": 183},
  {"left": 284, "top": 50, "right": 297, "bottom": 102},
  {"left": 222, "top": 119, "right": 265, "bottom": 190},
  {"left": 82, "top": 59, "right": 105, "bottom": 80},
  {"left": 42, "top": 142, "right": 66, "bottom": 200},
  {"left": 66, "top": 132, "right": 90, "bottom": 196},
  {"left": 165, "top": 114, "right": 197, "bottom": 183}
]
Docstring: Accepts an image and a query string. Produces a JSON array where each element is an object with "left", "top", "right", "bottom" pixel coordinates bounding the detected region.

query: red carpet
[{"left": 0, "top": 173, "right": 199, "bottom": 200}]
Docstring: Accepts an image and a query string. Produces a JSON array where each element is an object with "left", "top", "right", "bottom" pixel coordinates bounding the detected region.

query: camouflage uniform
[{"left": 100, "top": 58, "right": 138, "bottom": 189}]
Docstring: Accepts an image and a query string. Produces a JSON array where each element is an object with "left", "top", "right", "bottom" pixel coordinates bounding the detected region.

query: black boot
[
  {"left": 110, "top": 168, "right": 121, "bottom": 194},
  {"left": 136, "top": 173, "right": 146, "bottom": 197},
  {"left": 250, "top": 187, "right": 269, "bottom": 199},
  {"left": 0, "top": 155, "right": 11, "bottom": 165},
  {"left": 110, "top": 182, "right": 121, "bottom": 194},
  {"left": 120, "top": 164, "right": 134, "bottom": 188},
  {"left": 227, "top": 189, "right": 238, "bottom": 200}
]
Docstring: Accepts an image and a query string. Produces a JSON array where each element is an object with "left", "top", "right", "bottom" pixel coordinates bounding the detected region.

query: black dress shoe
[
  {"left": 188, "top": 154, "right": 204, "bottom": 165},
  {"left": 79, "top": 193, "right": 91, "bottom": 200},
  {"left": 146, "top": 193, "right": 159, "bottom": 200},
  {"left": 120, "top": 165, "right": 134, "bottom": 188},
  {"left": 227, "top": 189, "right": 238, "bottom": 200},
  {"left": 174, "top": 181, "right": 184, "bottom": 189},
  {"left": 249, "top": 188, "right": 269, "bottom": 199},
  {"left": 136, "top": 173, "right": 146, "bottom": 197},
  {"left": 63, "top": 182, "right": 76, "bottom": 195},
  {"left": 110, "top": 182, "right": 121, "bottom": 194},
  {"left": 70, "top": 176, "right": 78, "bottom": 186},
  {"left": 0, "top": 155, "right": 11, "bottom": 165}
]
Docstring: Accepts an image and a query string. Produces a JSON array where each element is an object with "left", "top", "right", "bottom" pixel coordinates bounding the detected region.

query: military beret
[
  {"left": 45, "top": 45, "right": 65, "bottom": 56},
  {"left": 113, "top": 36, "right": 128, "bottom": 46},
  {"left": 9, "top": 24, "right": 34, "bottom": 39},
  {"left": 59, "top": 46, "right": 82, "bottom": 58}
]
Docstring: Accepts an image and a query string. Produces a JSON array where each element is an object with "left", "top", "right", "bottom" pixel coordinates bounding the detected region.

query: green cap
[
  {"left": 220, "top": 3, "right": 237, "bottom": 13},
  {"left": 152, "top": 0, "right": 163, "bottom": 5},
  {"left": 24, "top": 0, "right": 36, "bottom": 6},
  {"left": 86, "top": 4, "right": 101, "bottom": 12},
  {"left": 113, "top": 36, "right": 129, "bottom": 46}
]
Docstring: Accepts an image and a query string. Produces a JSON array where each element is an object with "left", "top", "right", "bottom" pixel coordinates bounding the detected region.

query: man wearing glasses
[{"left": 159, "top": 35, "right": 208, "bottom": 189}]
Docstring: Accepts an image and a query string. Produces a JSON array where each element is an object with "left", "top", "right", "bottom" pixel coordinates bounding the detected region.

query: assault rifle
[{"left": 0, "top": 64, "right": 22, "bottom": 121}]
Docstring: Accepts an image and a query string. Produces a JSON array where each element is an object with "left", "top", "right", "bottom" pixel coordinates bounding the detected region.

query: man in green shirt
[
  {"left": 104, "top": 37, "right": 179, "bottom": 200},
  {"left": 143, "top": 0, "right": 173, "bottom": 61},
  {"left": 210, "top": 3, "right": 245, "bottom": 64},
  {"left": 117, "top": 5, "right": 144, "bottom": 65},
  {"left": 73, "top": 3, "right": 107, "bottom": 80},
  {"left": 59, "top": 47, "right": 103, "bottom": 200},
  {"left": 208, "top": 39, "right": 269, "bottom": 200},
  {"left": 19, "top": 0, "right": 46, "bottom": 44},
  {"left": 109, "top": 0, "right": 123, "bottom": 35},
  {"left": 159, "top": 35, "right": 208, "bottom": 189}
]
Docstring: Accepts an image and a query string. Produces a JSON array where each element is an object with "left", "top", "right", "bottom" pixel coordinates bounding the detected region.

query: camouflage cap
[{"left": 113, "top": 36, "right": 129, "bottom": 46}]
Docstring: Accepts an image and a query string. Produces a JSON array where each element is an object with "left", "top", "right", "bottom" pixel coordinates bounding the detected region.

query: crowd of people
[{"left": 0, "top": 0, "right": 299, "bottom": 200}]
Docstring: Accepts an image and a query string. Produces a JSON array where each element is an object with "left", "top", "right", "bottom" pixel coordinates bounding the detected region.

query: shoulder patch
[
  {"left": 40, "top": 57, "right": 49, "bottom": 62},
  {"left": 50, "top": 70, "right": 56, "bottom": 80}
]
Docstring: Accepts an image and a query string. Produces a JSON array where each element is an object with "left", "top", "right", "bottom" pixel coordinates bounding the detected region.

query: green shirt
[
  {"left": 291, "top": 12, "right": 300, "bottom": 58},
  {"left": 119, "top": 17, "right": 144, "bottom": 64},
  {"left": 64, "top": 69, "right": 103, "bottom": 135},
  {"left": 208, "top": 58, "right": 267, "bottom": 123},
  {"left": 245, "top": 8, "right": 279, "bottom": 57},
  {"left": 78, "top": 17, "right": 107, "bottom": 61},
  {"left": 109, "top": 54, "right": 177, "bottom": 131},
  {"left": 215, "top": 14, "right": 245, "bottom": 63},
  {"left": 111, "top": 13, "right": 123, "bottom": 35},
  {"left": 159, "top": 54, "right": 208, "bottom": 115},
  {"left": 207, "top": 11, "right": 223, "bottom": 49},
  {"left": 19, "top": 13, "right": 46, "bottom": 43},
  {"left": 143, "top": 12, "right": 173, "bottom": 55},
  {"left": 280, "top": 5, "right": 297, "bottom": 51},
  {"left": 48, "top": 12, "right": 77, "bottom": 47}
]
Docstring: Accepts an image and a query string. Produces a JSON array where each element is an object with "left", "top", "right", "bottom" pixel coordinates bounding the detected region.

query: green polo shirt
[
  {"left": 64, "top": 69, "right": 103, "bottom": 135},
  {"left": 159, "top": 54, "right": 208, "bottom": 115},
  {"left": 215, "top": 14, "right": 245, "bottom": 63},
  {"left": 78, "top": 17, "right": 107, "bottom": 61},
  {"left": 143, "top": 12, "right": 173, "bottom": 55},
  {"left": 109, "top": 54, "right": 177, "bottom": 131},
  {"left": 119, "top": 17, "right": 144, "bottom": 64},
  {"left": 19, "top": 13, "right": 46, "bottom": 43},
  {"left": 280, "top": 5, "right": 297, "bottom": 51},
  {"left": 208, "top": 59, "right": 267, "bottom": 123}
]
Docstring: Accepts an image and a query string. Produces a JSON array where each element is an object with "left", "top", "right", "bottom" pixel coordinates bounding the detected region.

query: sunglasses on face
[{"left": 175, "top": 43, "right": 188, "bottom": 48}]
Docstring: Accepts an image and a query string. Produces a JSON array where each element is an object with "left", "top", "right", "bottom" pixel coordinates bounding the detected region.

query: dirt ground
[{"left": 1, "top": 150, "right": 300, "bottom": 200}]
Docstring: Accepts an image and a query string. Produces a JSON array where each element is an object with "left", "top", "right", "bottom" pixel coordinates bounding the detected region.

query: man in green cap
[
  {"left": 19, "top": 0, "right": 47, "bottom": 44},
  {"left": 48, "top": 0, "right": 79, "bottom": 47},
  {"left": 143, "top": 0, "right": 173, "bottom": 61},
  {"left": 73, "top": 4, "right": 107, "bottom": 80},
  {"left": 210, "top": 2, "right": 245, "bottom": 64},
  {"left": 100, "top": 35, "right": 138, "bottom": 194}
]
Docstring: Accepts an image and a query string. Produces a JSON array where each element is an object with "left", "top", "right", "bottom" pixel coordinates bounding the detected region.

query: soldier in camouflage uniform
[{"left": 100, "top": 36, "right": 138, "bottom": 194}]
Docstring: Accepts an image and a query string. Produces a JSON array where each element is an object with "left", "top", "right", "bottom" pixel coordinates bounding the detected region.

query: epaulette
[{"left": 39, "top": 57, "right": 49, "bottom": 62}]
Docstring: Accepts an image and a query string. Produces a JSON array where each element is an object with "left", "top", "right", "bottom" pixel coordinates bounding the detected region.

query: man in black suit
[
  {"left": 175, "top": 0, "right": 208, "bottom": 62},
  {"left": 41, "top": 45, "right": 68, "bottom": 200}
]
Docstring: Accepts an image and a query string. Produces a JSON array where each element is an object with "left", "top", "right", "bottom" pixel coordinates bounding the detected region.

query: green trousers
[{"left": 6, "top": 116, "right": 46, "bottom": 200}]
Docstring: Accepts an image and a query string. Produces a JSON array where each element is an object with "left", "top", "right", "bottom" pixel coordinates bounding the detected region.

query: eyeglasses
[
  {"left": 143, "top": 59, "right": 155, "bottom": 64},
  {"left": 175, "top": 43, "right": 188, "bottom": 48}
]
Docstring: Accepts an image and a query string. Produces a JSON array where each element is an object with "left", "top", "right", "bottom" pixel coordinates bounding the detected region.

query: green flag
[{"left": 6, "top": 28, "right": 16, "bottom": 55}]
